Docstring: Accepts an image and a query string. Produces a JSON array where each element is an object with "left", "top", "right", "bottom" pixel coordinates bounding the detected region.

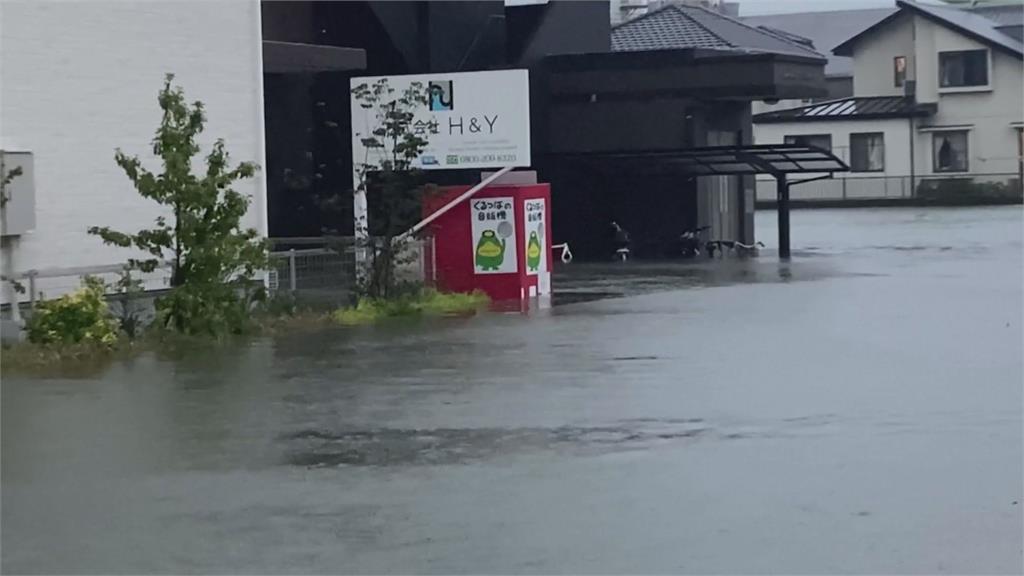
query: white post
[
  {"left": 353, "top": 169, "right": 368, "bottom": 275},
  {"left": 253, "top": 1, "right": 271, "bottom": 290},
  {"left": 1, "top": 238, "right": 21, "bottom": 323},
  {"left": 288, "top": 249, "right": 297, "bottom": 292},
  {"left": 27, "top": 271, "right": 36, "bottom": 310}
]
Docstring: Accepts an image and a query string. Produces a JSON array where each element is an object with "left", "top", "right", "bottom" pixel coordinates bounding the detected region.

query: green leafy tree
[
  {"left": 0, "top": 156, "right": 23, "bottom": 209},
  {"left": 351, "top": 79, "right": 433, "bottom": 299},
  {"left": 1, "top": 155, "right": 26, "bottom": 295},
  {"left": 89, "top": 74, "right": 268, "bottom": 335}
]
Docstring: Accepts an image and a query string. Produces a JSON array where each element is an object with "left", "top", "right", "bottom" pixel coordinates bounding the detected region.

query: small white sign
[
  {"left": 471, "top": 197, "right": 517, "bottom": 274},
  {"left": 523, "top": 198, "right": 546, "bottom": 276}
]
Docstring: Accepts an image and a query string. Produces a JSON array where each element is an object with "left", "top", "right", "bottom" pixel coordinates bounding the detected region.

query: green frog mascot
[
  {"left": 475, "top": 229, "right": 505, "bottom": 271},
  {"left": 526, "top": 231, "right": 541, "bottom": 272}
]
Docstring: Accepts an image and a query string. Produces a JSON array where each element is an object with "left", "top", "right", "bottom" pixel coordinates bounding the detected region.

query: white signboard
[
  {"left": 523, "top": 198, "right": 546, "bottom": 276},
  {"left": 471, "top": 197, "right": 517, "bottom": 274},
  {"left": 350, "top": 69, "right": 531, "bottom": 171}
]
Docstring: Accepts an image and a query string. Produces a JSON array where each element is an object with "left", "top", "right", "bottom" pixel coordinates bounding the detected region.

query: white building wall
[
  {"left": 848, "top": 11, "right": 1023, "bottom": 177},
  {"left": 756, "top": 119, "right": 913, "bottom": 175},
  {"left": 912, "top": 14, "right": 939, "bottom": 103},
  {"left": 754, "top": 119, "right": 914, "bottom": 200},
  {"left": 758, "top": 8, "right": 1024, "bottom": 202},
  {"left": 0, "top": 0, "right": 266, "bottom": 304},
  {"left": 852, "top": 12, "right": 916, "bottom": 98},
  {"left": 915, "top": 23, "right": 1024, "bottom": 177}
]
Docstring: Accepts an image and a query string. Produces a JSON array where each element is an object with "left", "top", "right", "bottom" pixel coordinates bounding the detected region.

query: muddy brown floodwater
[{"left": 3, "top": 206, "right": 1022, "bottom": 574}]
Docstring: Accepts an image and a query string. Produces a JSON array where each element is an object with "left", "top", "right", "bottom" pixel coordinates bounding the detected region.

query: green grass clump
[
  {"left": 416, "top": 289, "right": 490, "bottom": 314},
  {"left": 2, "top": 339, "right": 134, "bottom": 376},
  {"left": 331, "top": 289, "right": 489, "bottom": 326}
]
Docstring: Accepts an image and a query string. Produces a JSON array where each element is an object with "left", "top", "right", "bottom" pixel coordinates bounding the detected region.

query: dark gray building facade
[{"left": 261, "top": 1, "right": 829, "bottom": 259}]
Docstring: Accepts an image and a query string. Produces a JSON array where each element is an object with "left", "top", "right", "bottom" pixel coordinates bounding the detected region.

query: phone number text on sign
[{"left": 446, "top": 153, "right": 517, "bottom": 166}]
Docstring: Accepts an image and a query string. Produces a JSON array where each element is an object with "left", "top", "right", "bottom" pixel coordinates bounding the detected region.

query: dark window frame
[
  {"left": 932, "top": 130, "right": 970, "bottom": 173},
  {"left": 784, "top": 134, "right": 833, "bottom": 151},
  {"left": 894, "top": 55, "right": 907, "bottom": 88},
  {"left": 849, "top": 132, "right": 886, "bottom": 173},
  {"left": 938, "top": 49, "right": 989, "bottom": 88}
]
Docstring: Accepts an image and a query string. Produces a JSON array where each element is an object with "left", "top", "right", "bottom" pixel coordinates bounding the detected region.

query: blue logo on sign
[{"left": 428, "top": 81, "right": 453, "bottom": 111}]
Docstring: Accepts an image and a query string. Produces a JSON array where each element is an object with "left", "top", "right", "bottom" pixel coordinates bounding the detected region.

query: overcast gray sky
[{"left": 738, "top": 0, "right": 897, "bottom": 15}]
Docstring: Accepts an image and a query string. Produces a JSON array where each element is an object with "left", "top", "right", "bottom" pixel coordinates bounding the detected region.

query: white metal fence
[
  {"left": 266, "top": 237, "right": 431, "bottom": 293},
  {"left": 1, "top": 237, "right": 431, "bottom": 317}
]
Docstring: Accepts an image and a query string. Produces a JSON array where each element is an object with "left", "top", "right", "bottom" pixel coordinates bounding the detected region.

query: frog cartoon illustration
[
  {"left": 475, "top": 229, "right": 505, "bottom": 271},
  {"left": 526, "top": 230, "right": 541, "bottom": 272}
]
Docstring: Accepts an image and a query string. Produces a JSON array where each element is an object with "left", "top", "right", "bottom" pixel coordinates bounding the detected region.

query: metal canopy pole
[
  {"left": 398, "top": 166, "right": 513, "bottom": 241},
  {"left": 776, "top": 173, "right": 791, "bottom": 260}
]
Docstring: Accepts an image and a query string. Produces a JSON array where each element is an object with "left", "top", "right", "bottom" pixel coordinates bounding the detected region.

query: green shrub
[
  {"left": 416, "top": 289, "right": 490, "bottom": 315},
  {"left": 916, "top": 178, "right": 1023, "bottom": 201},
  {"left": 25, "top": 277, "right": 119, "bottom": 346},
  {"left": 151, "top": 281, "right": 267, "bottom": 337}
]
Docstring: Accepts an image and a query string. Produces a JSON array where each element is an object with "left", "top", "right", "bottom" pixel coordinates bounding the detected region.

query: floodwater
[{"left": 3, "top": 207, "right": 1022, "bottom": 574}]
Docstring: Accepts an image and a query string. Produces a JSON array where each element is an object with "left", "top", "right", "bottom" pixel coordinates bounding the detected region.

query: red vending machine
[{"left": 423, "top": 183, "right": 552, "bottom": 302}]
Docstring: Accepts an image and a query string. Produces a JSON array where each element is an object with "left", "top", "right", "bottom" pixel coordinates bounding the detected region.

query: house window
[
  {"left": 850, "top": 133, "right": 885, "bottom": 172},
  {"left": 933, "top": 130, "right": 969, "bottom": 172},
  {"left": 784, "top": 134, "right": 832, "bottom": 150},
  {"left": 939, "top": 50, "right": 988, "bottom": 88},
  {"left": 894, "top": 56, "right": 906, "bottom": 87}
]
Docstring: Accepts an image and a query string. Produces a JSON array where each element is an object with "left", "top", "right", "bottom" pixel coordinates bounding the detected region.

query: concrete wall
[
  {"left": 428, "top": 1, "right": 506, "bottom": 72},
  {"left": 261, "top": 1, "right": 315, "bottom": 44},
  {"left": 697, "top": 101, "right": 753, "bottom": 244},
  {"left": 0, "top": 0, "right": 266, "bottom": 304},
  {"left": 512, "top": 1, "right": 610, "bottom": 66}
]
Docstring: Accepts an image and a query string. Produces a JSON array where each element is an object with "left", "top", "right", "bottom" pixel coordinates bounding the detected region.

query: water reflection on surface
[{"left": 3, "top": 207, "right": 1022, "bottom": 574}]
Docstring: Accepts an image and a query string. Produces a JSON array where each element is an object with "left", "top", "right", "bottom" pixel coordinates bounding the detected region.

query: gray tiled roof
[
  {"left": 611, "top": 4, "right": 825, "bottom": 61},
  {"left": 743, "top": 8, "right": 896, "bottom": 76},
  {"left": 968, "top": 4, "right": 1024, "bottom": 27},
  {"left": 834, "top": 0, "right": 1023, "bottom": 58},
  {"left": 909, "top": 0, "right": 1023, "bottom": 56}
]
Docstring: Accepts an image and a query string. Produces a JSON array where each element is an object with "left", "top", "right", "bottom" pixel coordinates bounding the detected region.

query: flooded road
[{"left": 3, "top": 207, "right": 1022, "bottom": 574}]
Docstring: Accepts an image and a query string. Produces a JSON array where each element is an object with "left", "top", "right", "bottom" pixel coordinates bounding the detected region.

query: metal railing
[
  {"left": 267, "top": 247, "right": 353, "bottom": 293},
  {"left": 755, "top": 172, "right": 1022, "bottom": 202},
  {"left": 266, "top": 236, "right": 430, "bottom": 294},
  {"left": 1, "top": 237, "right": 430, "bottom": 315},
  {"left": 5, "top": 264, "right": 170, "bottom": 312}
]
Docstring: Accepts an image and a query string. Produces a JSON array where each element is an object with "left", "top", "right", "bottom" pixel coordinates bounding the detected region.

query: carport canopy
[
  {"left": 549, "top": 144, "right": 848, "bottom": 178},
  {"left": 545, "top": 144, "right": 850, "bottom": 259}
]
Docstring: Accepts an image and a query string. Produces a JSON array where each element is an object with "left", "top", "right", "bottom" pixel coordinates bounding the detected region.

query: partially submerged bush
[
  {"left": 154, "top": 282, "right": 263, "bottom": 337},
  {"left": 331, "top": 289, "right": 489, "bottom": 325},
  {"left": 25, "top": 277, "right": 119, "bottom": 346},
  {"left": 916, "top": 178, "right": 1023, "bottom": 202}
]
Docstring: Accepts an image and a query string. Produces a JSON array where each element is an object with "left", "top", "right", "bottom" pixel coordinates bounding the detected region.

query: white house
[
  {"left": 0, "top": 1, "right": 268, "bottom": 309},
  {"left": 752, "top": 0, "right": 1024, "bottom": 202},
  {"left": 745, "top": 7, "right": 897, "bottom": 106}
]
